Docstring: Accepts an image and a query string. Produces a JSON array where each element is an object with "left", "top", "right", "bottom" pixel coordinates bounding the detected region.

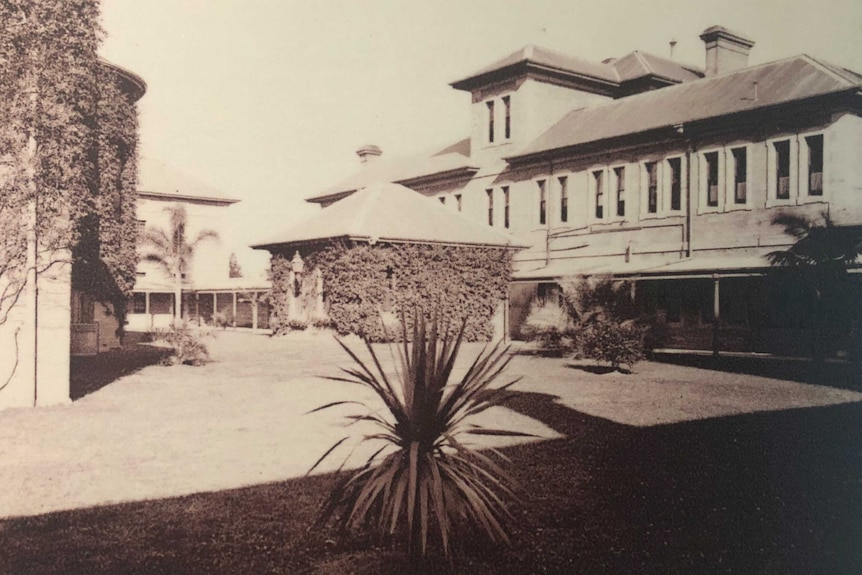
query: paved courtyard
[{"left": 1, "top": 331, "right": 860, "bottom": 519}]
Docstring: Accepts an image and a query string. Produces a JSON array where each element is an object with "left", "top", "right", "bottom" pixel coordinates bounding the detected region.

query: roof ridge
[
  {"left": 349, "top": 184, "right": 381, "bottom": 236},
  {"left": 799, "top": 53, "right": 862, "bottom": 86},
  {"left": 633, "top": 50, "right": 652, "bottom": 74}
]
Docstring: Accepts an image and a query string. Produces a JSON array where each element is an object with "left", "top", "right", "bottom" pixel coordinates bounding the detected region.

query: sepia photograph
[{"left": 1, "top": 0, "right": 861, "bottom": 572}]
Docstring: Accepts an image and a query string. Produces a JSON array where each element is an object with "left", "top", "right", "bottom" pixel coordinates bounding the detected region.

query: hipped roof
[
  {"left": 253, "top": 182, "right": 528, "bottom": 251},
  {"left": 137, "top": 157, "right": 240, "bottom": 205},
  {"left": 511, "top": 55, "right": 862, "bottom": 161},
  {"left": 307, "top": 142, "right": 476, "bottom": 204}
]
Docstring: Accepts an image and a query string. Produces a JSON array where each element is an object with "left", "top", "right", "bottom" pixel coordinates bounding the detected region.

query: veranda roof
[{"left": 252, "top": 182, "right": 528, "bottom": 251}]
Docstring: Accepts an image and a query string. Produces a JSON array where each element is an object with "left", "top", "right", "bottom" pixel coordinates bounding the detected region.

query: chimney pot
[
  {"left": 699, "top": 25, "right": 755, "bottom": 77},
  {"left": 356, "top": 144, "right": 382, "bottom": 164}
]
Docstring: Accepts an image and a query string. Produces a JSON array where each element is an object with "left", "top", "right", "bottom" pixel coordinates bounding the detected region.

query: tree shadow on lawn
[
  {"left": 652, "top": 351, "right": 861, "bottom": 390},
  {"left": 1, "top": 394, "right": 860, "bottom": 574},
  {"left": 69, "top": 345, "right": 169, "bottom": 401}
]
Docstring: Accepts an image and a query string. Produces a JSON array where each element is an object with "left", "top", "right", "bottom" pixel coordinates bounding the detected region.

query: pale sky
[{"left": 99, "top": 0, "right": 862, "bottom": 267}]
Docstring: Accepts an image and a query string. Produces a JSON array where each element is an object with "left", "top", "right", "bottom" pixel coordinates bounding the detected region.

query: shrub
[
  {"left": 308, "top": 311, "right": 528, "bottom": 561},
  {"left": 580, "top": 319, "right": 646, "bottom": 372},
  {"left": 287, "top": 318, "right": 308, "bottom": 331},
  {"left": 212, "top": 309, "right": 234, "bottom": 329},
  {"left": 151, "top": 322, "right": 212, "bottom": 366},
  {"left": 520, "top": 299, "right": 573, "bottom": 355}
]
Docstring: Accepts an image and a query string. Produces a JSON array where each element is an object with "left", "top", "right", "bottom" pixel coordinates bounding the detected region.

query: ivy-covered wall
[
  {"left": 71, "top": 65, "right": 141, "bottom": 334},
  {"left": 0, "top": 0, "right": 141, "bottom": 338},
  {"left": 270, "top": 242, "right": 513, "bottom": 341}
]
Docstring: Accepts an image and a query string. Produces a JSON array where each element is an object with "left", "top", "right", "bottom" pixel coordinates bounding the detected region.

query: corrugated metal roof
[
  {"left": 512, "top": 55, "right": 862, "bottom": 160},
  {"left": 307, "top": 146, "right": 477, "bottom": 203},
  {"left": 255, "top": 182, "right": 529, "bottom": 250},
  {"left": 138, "top": 157, "right": 239, "bottom": 204}
]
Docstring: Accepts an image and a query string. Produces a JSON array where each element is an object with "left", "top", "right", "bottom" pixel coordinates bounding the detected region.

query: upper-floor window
[
  {"left": 593, "top": 170, "right": 604, "bottom": 220},
  {"left": 136, "top": 219, "right": 146, "bottom": 236},
  {"left": 558, "top": 176, "right": 568, "bottom": 223},
  {"left": 645, "top": 162, "right": 658, "bottom": 214},
  {"left": 774, "top": 140, "right": 791, "bottom": 200},
  {"left": 538, "top": 179, "right": 547, "bottom": 225},
  {"left": 614, "top": 167, "right": 625, "bottom": 218},
  {"left": 668, "top": 158, "right": 682, "bottom": 211},
  {"left": 705, "top": 152, "right": 720, "bottom": 207},
  {"left": 486, "top": 100, "right": 495, "bottom": 143},
  {"left": 486, "top": 188, "right": 494, "bottom": 226},
  {"left": 806, "top": 134, "right": 823, "bottom": 196},
  {"left": 503, "top": 186, "right": 510, "bottom": 229},
  {"left": 439, "top": 196, "right": 446, "bottom": 205},
  {"left": 455, "top": 193, "right": 462, "bottom": 212},
  {"left": 731, "top": 147, "right": 747, "bottom": 204},
  {"left": 502, "top": 95, "right": 511, "bottom": 140}
]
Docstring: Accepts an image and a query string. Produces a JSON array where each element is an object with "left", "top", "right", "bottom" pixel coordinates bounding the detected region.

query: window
[
  {"left": 806, "top": 134, "right": 823, "bottom": 196},
  {"left": 538, "top": 179, "right": 547, "bottom": 225},
  {"left": 732, "top": 147, "right": 747, "bottom": 204},
  {"left": 438, "top": 196, "right": 446, "bottom": 205},
  {"left": 774, "top": 140, "right": 790, "bottom": 199},
  {"left": 486, "top": 188, "right": 494, "bottom": 226},
  {"left": 486, "top": 101, "right": 495, "bottom": 143},
  {"left": 129, "top": 292, "right": 146, "bottom": 314},
  {"left": 502, "top": 95, "right": 511, "bottom": 140},
  {"left": 705, "top": 152, "right": 719, "bottom": 207},
  {"left": 645, "top": 162, "right": 658, "bottom": 214},
  {"left": 136, "top": 219, "right": 146, "bottom": 235},
  {"left": 614, "top": 167, "right": 625, "bottom": 217},
  {"left": 503, "top": 186, "right": 510, "bottom": 229},
  {"left": 558, "top": 176, "right": 568, "bottom": 223},
  {"left": 455, "top": 193, "right": 462, "bottom": 212},
  {"left": 593, "top": 170, "right": 604, "bottom": 220},
  {"left": 668, "top": 158, "right": 681, "bottom": 211}
]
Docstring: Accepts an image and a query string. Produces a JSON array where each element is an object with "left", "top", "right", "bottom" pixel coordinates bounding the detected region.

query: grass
[
  {"left": 3, "top": 332, "right": 861, "bottom": 573},
  {"left": 3, "top": 396, "right": 861, "bottom": 573}
]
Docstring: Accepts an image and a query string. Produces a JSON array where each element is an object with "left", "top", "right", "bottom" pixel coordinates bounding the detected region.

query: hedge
[{"left": 270, "top": 242, "right": 512, "bottom": 341}]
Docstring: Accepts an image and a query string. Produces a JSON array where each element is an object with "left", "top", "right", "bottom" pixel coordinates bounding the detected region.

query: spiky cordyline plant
[{"left": 308, "top": 312, "right": 529, "bottom": 560}]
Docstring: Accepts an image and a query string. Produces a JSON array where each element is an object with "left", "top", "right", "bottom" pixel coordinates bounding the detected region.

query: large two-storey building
[{"left": 304, "top": 25, "right": 862, "bottom": 356}]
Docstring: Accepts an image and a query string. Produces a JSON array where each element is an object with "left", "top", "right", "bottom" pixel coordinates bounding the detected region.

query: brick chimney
[
  {"left": 356, "top": 144, "right": 382, "bottom": 164},
  {"left": 699, "top": 26, "right": 755, "bottom": 77}
]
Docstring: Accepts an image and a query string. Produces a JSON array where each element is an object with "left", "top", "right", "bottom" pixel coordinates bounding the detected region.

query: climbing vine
[
  {"left": 270, "top": 242, "right": 513, "bottom": 341},
  {"left": 0, "top": 0, "right": 141, "bottom": 337}
]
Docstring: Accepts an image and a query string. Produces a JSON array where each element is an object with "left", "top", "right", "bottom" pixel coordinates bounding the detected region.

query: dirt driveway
[{"left": 1, "top": 331, "right": 859, "bottom": 519}]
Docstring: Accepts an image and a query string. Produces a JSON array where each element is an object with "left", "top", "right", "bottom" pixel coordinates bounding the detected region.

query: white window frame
[
  {"left": 640, "top": 159, "right": 663, "bottom": 219},
  {"left": 485, "top": 187, "right": 495, "bottom": 227},
  {"left": 609, "top": 164, "right": 627, "bottom": 222},
  {"left": 485, "top": 99, "right": 496, "bottom": 144},
  {"left": 766, "top": 136, "right": 798, "bottom": 208},
  {"left": 663, "top": 154, "right": 687, "bottom": 216},
  {"left": 724, "top": 144, "right": 753, "bottom": 211},
  {"left": 698, "top": 147, "right": 725, "bottom": 214},
  {"left": 502, "top": 94, "right": 512, "bottom": 141},
  {"left": 534, "top": 177, "right": 549, "bottom": 227},
  {"left": 588, "top": 167, "right": 608, "bottom": 224},
  {"left": 556, "top": 173, "right": 571, "bottom": 225},
  {"left": 798, "top": 130, "right": 827, "bottom": 204}
]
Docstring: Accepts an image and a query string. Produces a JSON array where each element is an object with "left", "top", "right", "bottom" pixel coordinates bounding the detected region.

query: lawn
[{"left": 1, "top": 331, "right": 861, "bottom": 573}]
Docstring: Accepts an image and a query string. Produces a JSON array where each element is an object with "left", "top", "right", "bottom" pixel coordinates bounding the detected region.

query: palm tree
[
  {"left": 767, "top": 212, "right": 862, "bottom": 363},
  {"left": 141, "top": 204, "right": 219, "bottom": 323}
]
